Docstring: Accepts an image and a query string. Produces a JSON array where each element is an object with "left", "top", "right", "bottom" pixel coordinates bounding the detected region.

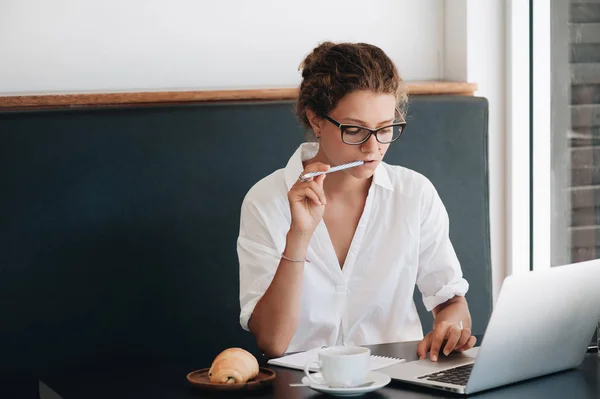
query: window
[
  {"left": 543, "top": 0, "right": 600, "bottom": 266},
  {"left": 531, "top": 0, "right": 600, "bottom": 347}
]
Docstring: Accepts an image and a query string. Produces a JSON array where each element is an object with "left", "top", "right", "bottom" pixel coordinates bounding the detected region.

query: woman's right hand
[{"left": 288, "top": 162, "right": 330, "bottom": 234}]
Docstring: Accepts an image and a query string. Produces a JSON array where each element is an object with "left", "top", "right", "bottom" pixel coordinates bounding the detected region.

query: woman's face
[{"left": 311, "top": 90, "right": 397, "bottom": 181}]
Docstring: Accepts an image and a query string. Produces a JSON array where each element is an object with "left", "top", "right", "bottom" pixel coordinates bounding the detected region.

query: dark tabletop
[{"left": 25, "top": 341, "right": 600, "bottom": 399}]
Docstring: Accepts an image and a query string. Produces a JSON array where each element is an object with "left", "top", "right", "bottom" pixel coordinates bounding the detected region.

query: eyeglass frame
[{"left": 319, "top": 110, "right": 407, "bottom": 145}]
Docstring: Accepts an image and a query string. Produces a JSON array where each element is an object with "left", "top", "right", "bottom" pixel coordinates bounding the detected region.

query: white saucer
[{"left": 301, "top": 371, "right": 391, "bottom": 397}]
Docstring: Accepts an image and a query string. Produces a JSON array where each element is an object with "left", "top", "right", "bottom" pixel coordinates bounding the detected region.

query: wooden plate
[{"left": 186, "top": 367, "right": 276, "bottom": 391}]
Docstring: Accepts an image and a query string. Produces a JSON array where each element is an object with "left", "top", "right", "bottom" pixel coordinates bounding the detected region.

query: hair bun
[{"left": 299, "top": 41, "right": 335, "bottom": 78}]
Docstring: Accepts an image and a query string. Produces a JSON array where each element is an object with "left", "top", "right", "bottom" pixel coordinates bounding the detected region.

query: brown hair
[{"left": 296, "top": 41, "right": 408, "bottom": 131}]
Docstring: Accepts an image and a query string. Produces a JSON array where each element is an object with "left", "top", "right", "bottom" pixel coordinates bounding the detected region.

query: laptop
[{"left": 379, "top": 259, "right": 600, "bottom": 395}]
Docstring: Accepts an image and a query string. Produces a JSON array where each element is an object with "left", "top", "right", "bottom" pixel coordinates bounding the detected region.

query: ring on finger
[
  {"left": 451, "top": 324, "right": 461, "bottom": 331},
  {"left": 452, "top": 321, "right": 464, "bottom": 332},
  {"left": 298, "top": 173, "right": 309, "bottom": 183}
]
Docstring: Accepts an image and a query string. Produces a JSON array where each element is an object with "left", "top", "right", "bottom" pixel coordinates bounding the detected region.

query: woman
[{"left": 238, "top": 41, "right": 476, "bottom": 360}]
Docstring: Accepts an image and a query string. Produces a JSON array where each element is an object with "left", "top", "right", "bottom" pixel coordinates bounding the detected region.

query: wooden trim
[
  {"left": 405, "top": 81, "right": 477, "bottom": 95},
  {"left": 0, "top": 81, "right": 477, "bottom": 109}
]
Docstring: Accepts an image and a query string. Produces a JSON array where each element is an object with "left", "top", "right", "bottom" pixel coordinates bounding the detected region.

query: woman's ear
[{"left": 305, "top": 108, "right": 323, "bottom": 138}]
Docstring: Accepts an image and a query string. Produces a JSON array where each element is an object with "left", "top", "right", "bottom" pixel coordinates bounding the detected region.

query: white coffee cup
[{"left": 303, "top": 346, "right": 370, "bottom": 388}]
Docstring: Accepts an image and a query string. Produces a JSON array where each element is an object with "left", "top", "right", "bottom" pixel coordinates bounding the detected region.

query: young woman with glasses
[{"left": 238, "top": 41, "right": 476, "bottom": 361}]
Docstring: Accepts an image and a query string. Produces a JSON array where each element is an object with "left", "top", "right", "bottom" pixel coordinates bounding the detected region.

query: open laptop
[{"left": 379, "top": 259, "right": 600, "bottom": 395}]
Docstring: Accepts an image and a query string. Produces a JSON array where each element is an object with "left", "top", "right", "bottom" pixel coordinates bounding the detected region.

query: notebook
[{"left": 267, "top": 346, "right": 405, "bottom": 371}]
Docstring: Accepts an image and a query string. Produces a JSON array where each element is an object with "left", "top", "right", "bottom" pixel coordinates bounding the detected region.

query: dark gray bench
[{"left": 0, "top": 95, "right": 490, "bottom": 382}]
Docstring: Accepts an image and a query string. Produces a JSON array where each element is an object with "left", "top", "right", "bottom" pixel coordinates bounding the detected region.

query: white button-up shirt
[{"left": 238, "top": 143, "right": 468, "bottom": 353}]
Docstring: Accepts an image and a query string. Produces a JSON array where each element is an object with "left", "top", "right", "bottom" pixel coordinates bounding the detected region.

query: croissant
[{"left": 208, "top": 347, "right": 259, "bottom": 384}]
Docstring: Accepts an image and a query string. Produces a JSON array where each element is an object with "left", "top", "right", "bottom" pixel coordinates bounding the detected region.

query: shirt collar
[{"left": 284, "top": 143, "right": 394, "bottom": 191}]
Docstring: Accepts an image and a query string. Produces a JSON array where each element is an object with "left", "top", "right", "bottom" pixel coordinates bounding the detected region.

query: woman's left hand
[{"left": 417, "top": 321, "right": 477, "bottom": 362}]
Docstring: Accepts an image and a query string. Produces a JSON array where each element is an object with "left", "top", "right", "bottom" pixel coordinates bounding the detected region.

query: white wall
[
  {"left": 505, "top": 0, "right": 532, "bottom": 279},
  {"left": 465, "top": 1, "right": 506, "bottom": 304},
  {"left": 0, "top": 0, "right": 444, "bottom": 94}
]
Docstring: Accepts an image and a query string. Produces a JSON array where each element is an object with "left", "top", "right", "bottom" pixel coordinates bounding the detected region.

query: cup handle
[{"left": 304, "top": 360, "right": 326, "bottom": 385}]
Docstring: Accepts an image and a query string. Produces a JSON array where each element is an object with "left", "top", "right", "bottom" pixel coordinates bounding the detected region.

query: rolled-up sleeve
[
  {"left": 238, "top": 198, "right": 281, "bottom": 331},
  {"left": 416, "top": 179, "right": 469, "bottom": 312}
]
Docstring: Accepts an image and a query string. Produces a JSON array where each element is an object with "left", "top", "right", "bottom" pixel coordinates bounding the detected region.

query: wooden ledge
[{"left": 0, "top": 81, "right": 477, "bottom": 109}]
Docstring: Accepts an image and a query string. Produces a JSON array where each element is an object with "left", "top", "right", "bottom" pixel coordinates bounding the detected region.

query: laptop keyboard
[{"left": 417, "top": 363, "right": 474, "bottom": 386}]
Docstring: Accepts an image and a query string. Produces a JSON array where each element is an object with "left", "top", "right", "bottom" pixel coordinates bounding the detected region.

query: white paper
[{"left": 267, "top": 347, "right": 405, "bottom": 371}]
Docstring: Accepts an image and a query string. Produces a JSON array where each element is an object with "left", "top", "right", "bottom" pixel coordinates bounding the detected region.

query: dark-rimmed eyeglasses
[{"left": 320, "top": 112, "right": 407, "bottom": 145}]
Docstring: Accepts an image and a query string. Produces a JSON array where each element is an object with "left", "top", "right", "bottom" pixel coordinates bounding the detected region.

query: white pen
[{"left": 298, "top": 160, "right": 365, "bottom": 182}]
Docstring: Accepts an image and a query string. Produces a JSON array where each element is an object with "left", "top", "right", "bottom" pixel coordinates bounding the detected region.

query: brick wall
[{"left": 569, "top": 1, "right": 600, "bottom": 263}]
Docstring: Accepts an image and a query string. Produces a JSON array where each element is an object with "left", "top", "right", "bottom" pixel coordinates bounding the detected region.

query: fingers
[
  {"left": 441, "top": 325, "right": 463, "bottom": 356},
  {"left": 291, "top": 162, "right": 329, "bottom": 206},
  {"left": 454, "top": 327, "right": 472, "bottom": 350},
  {"left": 314, "top": 173, "right": 326, "bottom": 186},
  {"left": 301, "top": 187, "right": 321, "bottom": 206},
  {"left": 417, "top": 323, "right": 477, "bottom": 362},
  {"left": 429, "top": 332, "right": 445, "bottom": 361},
  {"left": 289, "top": 182, "right": 326, "bottom": 205},
  {"left": 423, "top": 322, "right": 475, "bottom": 361},
  {"left": 455, "top": 336, "right": 477, "bottom": 352},
  {"left": 428, "top": 324, "right": 451, "bottom": 362},
  {"left": 417, "top": 335, "right": 431, "bottom": 360},
  {"left": 303, "top": 181, "right": 326, "bottom": 205}
]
